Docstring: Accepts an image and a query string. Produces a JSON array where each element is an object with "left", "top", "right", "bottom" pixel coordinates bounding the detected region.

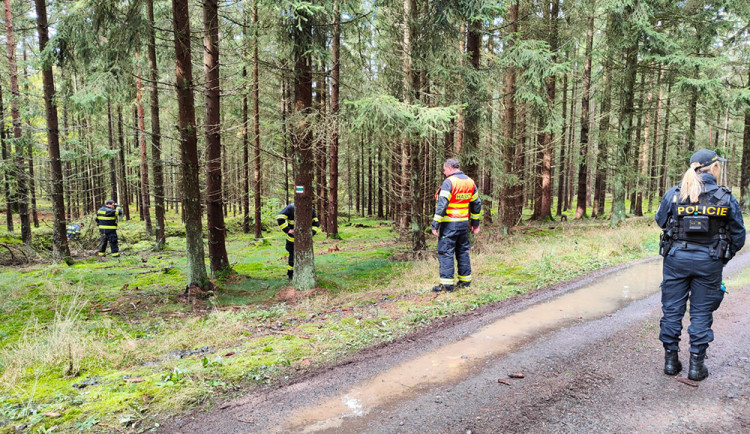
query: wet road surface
[{"left": 164, "top": 251, "right": 750, "bottom": 433}]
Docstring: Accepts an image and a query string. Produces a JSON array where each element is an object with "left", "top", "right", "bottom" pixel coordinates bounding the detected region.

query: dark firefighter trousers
[
  {"left": 437, "top": 227, "right": 471, "bottom": 285},
  {"left": 98, "top": 229, "right": 119, "bottom": 256},
  {"left": 660, "top": 243, "right": 724, "bottom": 355},
  {"left": 286, "top": 240, "right": 294, "bottom": 279}
]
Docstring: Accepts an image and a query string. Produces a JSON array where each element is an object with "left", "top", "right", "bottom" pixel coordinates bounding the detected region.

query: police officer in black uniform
[
  {"left": 276, "top": 203, "right": 321, "bottom": 280},
  {"left": 655, "top": 149, "right": 745, "bottom": 381}
]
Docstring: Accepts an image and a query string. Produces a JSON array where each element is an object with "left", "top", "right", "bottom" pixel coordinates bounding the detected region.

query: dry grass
[{"left": 1, "top": 285, "right": 103, "bottom": 390}]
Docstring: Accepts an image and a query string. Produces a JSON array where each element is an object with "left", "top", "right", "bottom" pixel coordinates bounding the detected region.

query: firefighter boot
[
  {"left": 663, "top": 350, "right": 682, "bottom": 376},
  {"left": 456, "top": 281, "right": 471, "bottom": 289},
  {"left": 688, "top": 352, "right": 708, "bottom": 381},
  {"left": 432, "top": 284, "right": 454, "bottom": 293}
]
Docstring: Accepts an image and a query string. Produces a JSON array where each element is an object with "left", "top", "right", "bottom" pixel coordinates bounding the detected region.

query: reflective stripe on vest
[{"left": 445, "top": 175, "right": 475, "bottom": 221}]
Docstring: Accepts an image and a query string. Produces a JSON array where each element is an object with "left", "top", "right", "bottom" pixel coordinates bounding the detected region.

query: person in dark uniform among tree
[
  {"left": 655, "top": 149, "right": 745, "bottom": 381},
  {"left": 66, "top": 221, "right": 84, "bottom": 241},
  {"left": 431, "top": 158, "right": 481, "bottom": 292},
  {"left": 277, "top": 203, "right": 321, "bottom": 280},
  {"left": 96, "top": 200, "right": 124, "bottom": 257}
]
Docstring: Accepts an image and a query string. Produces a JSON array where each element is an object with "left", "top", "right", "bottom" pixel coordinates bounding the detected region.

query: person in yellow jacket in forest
[
  {"left": 431, "top": 158, "right": 481, "bottom": 292},
  {"left": 96, "top": 200, "right": 123, "bottom": 257},
  {"left": 277, "top": 203, "right": 321, "bottom": 280}
]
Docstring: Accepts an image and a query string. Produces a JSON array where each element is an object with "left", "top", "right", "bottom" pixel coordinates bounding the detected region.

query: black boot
[
  {"left": 688, "top": 352, "right": 708, "bottom": 381},
  {"left": 663, "top": 350, "right": 682, "bottom": 376},
  {"left": 432, "top": 284, "right": 454, "bottom": 293}
]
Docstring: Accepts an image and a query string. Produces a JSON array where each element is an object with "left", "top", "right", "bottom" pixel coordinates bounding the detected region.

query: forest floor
[{"left": 0, "top": 207, "right": 672, "bottom": 432}]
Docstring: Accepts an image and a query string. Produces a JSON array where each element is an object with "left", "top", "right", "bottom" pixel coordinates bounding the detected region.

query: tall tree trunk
[
  {"left": 740, "top": 66, "right": 750, "bottom": 211},
  {"left": 462, "top": 18, "right": 481, "bottom": 181},
  {"left": 33, "top": 0, "right": 69, "bottom": 259},
  {"left": 5, "top": 0, "right": 30, "bottom": 244},
  {"left": 403, "top": 0, "right": 424, "bottom": 251},
  {"left": 252, "top": 0, "right": 262, "bottom": 239},
  {"left": 172, "top": 0, "right": 209, "bottom": 288},
  {"left": 242, "top": 57, "right": 250, "bottom": 233},
  {"left": 687, "top": 61, "right": 699, "bottom": 152},
  {"left": 147, "top": 0, "right": 166, "bottom": 248},
  {"left": 647, "top": 65, "right": 664, "bottom": 213},
  {"left": 291, "top": 4, "right": 316, "bottom": 290},
  {"left": 631, "top": 69, "right": 646, "bottom": 215},
  {"left": 500, "top": 1, "right": 519, "bottom": 233},
  {"left": 0, "top": 84, "right": 12, "bottom": 232},
  {"left": 204, "top": 0, "right": 229, "bottom": 273},
  {"left": 327, "top": 0, "right": 341, "bottom": 238},
  {"left": 556, "top": 57, "right": 569, "bottom": 217},
  {"left": 107, "top": 101, "right": 118, "bottom": 201},
  {"left": 611, "top": 10, "right": 639, "bottom": 227},
  {"left": 575, "top": 8, "right": 593, "bottom": 219},
  {"left": 22, "top": 41, "right": 38, "bottom": 228},
  {"left": 536, "top": 0, "right": 559, "bottom": 220},
  {"left": 658, "top": 77, "right": 673, "bottom": 196},
  {"left": 117, "top": 105, "right": 130, "bottom": 220},
  {"left": 136, "top": 73, "right": 153, "bottom": 235}
]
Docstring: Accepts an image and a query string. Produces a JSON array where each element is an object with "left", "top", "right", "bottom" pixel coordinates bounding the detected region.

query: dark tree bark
[
  {"left": 593, "top": 66, "right": 612, "bottom": 218},
  {"left": 22, "top": 41, "right": 38, "bottom": 228},
  {"left": 173, "top": 0, "right": 209, "bottom": 288},
  {"left": 462, "top": 18, "right": 481, "bottom": 181},
  {"left": 252, "top": 1, "right": 262, "bottom": 239},
  {"left": 611, "top": 9, "right": 639, "bottom": 227},
  {"left": 536, "top": 0, "right": 559, "bottom": 221},
  {"left": 291, "top": 4, "right": 316, "bottom": 290},
  {"left": 741, "top": 66, "right": 750, "bottom": 211},
  {"left": 242, "top": 59, "right": 250, "bottom": 233},
  {"left": 658, "top": 77, "right": 673, "bottom": 197},
  {"left": 404, "top": 0, "right": 425, "bottom": 251},
  {"left": 500, "top": 1, "right": 519, "bottom": 232},
  {"left": 204, "top": 0, "right": 229, "bottom": 273},
  {"left": 107, "top": 101, "right": 118, "bottom": 201},
  {"left": 5, "top": 0, "right": 30, "bottom": 244},
  {"left": 327, "top": 0, "right": 341, "bottom": 239},
  {"left": 636, "top": 65, "right": 656, "bottom": 216},
  {"left": 0, "top": 83, "right": 13, "bottom": 232},
  {"left": 687, "top": 62, "right": 699, "bottom": 152},
  {"left": 147, "top": 0, "right": 166, "bottom": 248},
  {"left": 117, "top": 105, "right": 130, "bottom": 220},
  {"left": 136, "top": 73, "right": 153, "bottom": 235},
  {"left": 647, "top": 66, "right": 664, "bottom": 214},
  {"left": 575, "top": 8, "right": 594, "bottom": 219},
  {"left": 377, "top": 145, "right": 384, "bottom": 218},
  {"left": 33, "top": 0, "right": 69, "bottom": 259},
  {"left": 556, "top": 59, "right": 568, "bottom": 217}
]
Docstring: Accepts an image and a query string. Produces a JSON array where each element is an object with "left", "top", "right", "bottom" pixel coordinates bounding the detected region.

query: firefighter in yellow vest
[
  {"left": 431, "top": 158, "right": 481, "bottom": 292},
  {"left": 96, "top": 200, "right": 123, "bottom": 257},
  {"left": 277, "top": 203, "right": 321, "bottom": 280}
]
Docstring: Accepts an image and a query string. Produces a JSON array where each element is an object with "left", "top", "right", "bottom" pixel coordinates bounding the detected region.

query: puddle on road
[{"left": 281, "top": 260, "right": 663, "bottom": 433}]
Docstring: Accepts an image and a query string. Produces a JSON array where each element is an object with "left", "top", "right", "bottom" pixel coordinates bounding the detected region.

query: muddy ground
[{"left": 162, "top": 250, "right": 750, "bottom": 433}]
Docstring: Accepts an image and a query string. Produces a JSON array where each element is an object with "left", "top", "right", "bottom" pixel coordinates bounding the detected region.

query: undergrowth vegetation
[{"left": 0, "top": 209, "right": 667, "bottom": 432}]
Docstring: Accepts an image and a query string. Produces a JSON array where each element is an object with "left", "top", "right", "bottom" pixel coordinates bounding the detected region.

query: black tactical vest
[{"left": 671, "top": 186, "right": 730, "bottom": 246}]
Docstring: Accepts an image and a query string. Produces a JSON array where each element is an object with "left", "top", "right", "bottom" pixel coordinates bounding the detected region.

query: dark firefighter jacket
[
  {"left": 432, "top": 171, "right": 481, "bottom": 235},
  {"left": 276, "top": 203, "right": 321, "bottom": 243},
  {"left": 96, "top": 206, "right": 123, "bottom": 231}
]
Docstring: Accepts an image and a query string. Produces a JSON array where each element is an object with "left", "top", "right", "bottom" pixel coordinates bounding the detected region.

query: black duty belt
[{"left": 672, "top": 240, "right": 713, "bottom": 249}]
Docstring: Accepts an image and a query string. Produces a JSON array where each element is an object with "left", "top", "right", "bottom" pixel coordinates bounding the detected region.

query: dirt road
[{"left": 164, "top": 251, "right": 750, "bottom": 433}]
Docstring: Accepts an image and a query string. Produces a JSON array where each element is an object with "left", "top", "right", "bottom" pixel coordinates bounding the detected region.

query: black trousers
[
  {"left": 98, "top": 230, "right": 119, "bottom": 255},
  {"left": 286, "top": 240, "right": 294, "bottom": 278},
  {"left": 660, "top": 244, "right": 724, "bottom": 354},
  {"left": 437, "top": 228, "right": 472, "bottom": 286}
]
